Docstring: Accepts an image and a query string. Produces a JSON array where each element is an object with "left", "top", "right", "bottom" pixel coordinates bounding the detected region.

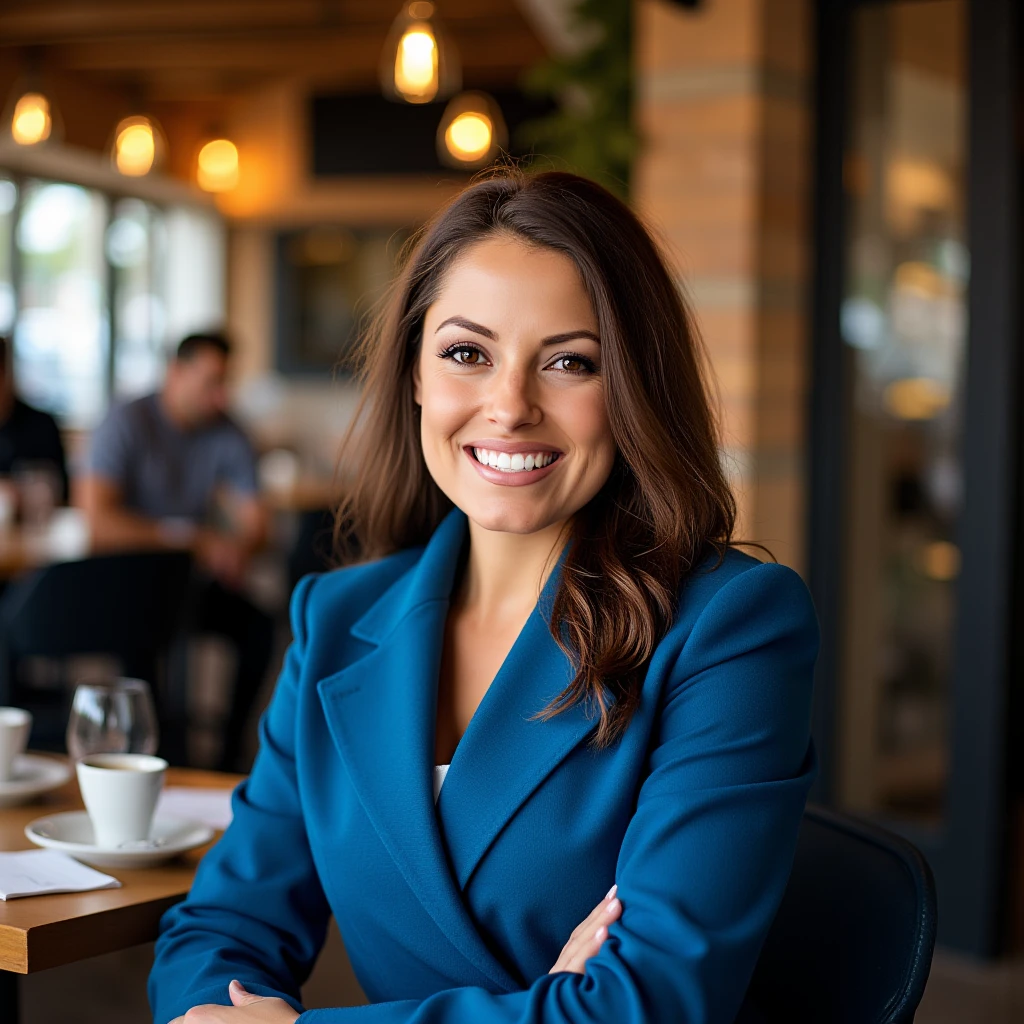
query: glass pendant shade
[
  {"left": 10, "top": 91, "right": 53, "bottom": 146},
  {"left": 197, "top": 138, "right": 240, "bottom": 192},
  {"left": 381, "top": 2, "right": 461, "bottom": 104},
  {"left": 110, "top": 114, "right": 166, "bottom": 177},
  {"left": 437, "top": 92, "right": 507, "bottom": 169}
]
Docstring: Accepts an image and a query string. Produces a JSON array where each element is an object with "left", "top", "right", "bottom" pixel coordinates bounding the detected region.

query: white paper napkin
[
  {"left": 156, "top": 786, "right": 235, "bottom": 831},
  {"left": 0, "top": 849, "right": 122, "bottom": 900}
]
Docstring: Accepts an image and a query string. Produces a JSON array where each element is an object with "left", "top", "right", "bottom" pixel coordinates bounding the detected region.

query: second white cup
[
  {"left": 76, "top": 753, "right": 168, "bottom": 849},
  {"left": 0, "top": 707, "right": 32, "bottom": 783}
]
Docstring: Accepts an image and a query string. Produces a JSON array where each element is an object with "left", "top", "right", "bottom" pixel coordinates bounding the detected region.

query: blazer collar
[{"left": 316, "top": 507, "right": 600, "bottom": 991}]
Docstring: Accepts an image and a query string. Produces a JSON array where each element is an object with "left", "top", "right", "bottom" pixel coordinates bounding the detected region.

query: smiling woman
[{"left": 148, "top": 171, "right": 819, "bottom": 1024}]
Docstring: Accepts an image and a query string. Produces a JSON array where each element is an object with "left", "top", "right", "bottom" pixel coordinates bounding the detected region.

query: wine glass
[{"left": 66, "top": 678, "right": 160, "bottom": 763}]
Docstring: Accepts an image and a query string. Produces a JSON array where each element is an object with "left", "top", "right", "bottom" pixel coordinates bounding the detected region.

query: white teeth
[{"left": 472, "top": 448, "right": 558, "bottom": 473}]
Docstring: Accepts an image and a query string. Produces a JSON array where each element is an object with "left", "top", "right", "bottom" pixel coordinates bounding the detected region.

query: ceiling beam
[
  {"left": 31, "top": 27, "right": 541, "bottom": 78},
  {"left": 0, "top": 0, "right": 525, "bottom": 43}
]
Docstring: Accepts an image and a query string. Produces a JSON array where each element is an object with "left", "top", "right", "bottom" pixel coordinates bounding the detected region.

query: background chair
[
  {"left": 0, "top": 550, "right": 193, "bottom": 763},
  {"left": 748, "top": 803, "right": 937, "bottom": 1023}
]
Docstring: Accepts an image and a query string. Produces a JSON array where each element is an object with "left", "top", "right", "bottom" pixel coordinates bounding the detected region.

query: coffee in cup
[
  {"left": 0, "top": 707, "right": 32, "bottom": 783},
  {"left": 76, "top": 753, "right": 168, "bottom": 849}
]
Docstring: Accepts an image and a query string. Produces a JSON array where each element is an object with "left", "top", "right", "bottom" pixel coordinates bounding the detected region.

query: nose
[{"left": 484, "top": 363, "right": 541, "bottom": 431}]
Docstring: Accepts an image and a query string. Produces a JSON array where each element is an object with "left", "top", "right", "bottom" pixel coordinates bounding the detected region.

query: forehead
[
  {"left": 184, "top": 348, "right": 227, "bottom": 375},
  {"left": 427, "top": 236, "right": 597, "bottom": 330}
]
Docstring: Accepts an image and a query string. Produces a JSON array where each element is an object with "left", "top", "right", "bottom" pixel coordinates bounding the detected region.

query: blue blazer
[{"left": 149, "top": 506, "right": 818, "bottom": 1024}]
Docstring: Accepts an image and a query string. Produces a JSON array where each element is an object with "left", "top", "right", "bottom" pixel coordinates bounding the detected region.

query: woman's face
[{"left": 413, "top": 235, "right": 616, "bottom": 536}]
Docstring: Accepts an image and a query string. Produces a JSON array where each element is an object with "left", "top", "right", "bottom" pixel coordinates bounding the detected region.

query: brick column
[{"left": 634, "top": 0, "right": 812, "bottom": 571}]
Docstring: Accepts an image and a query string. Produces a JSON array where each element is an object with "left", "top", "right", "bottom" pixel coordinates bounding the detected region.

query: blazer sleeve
[
  {"left": 296, "top": 561, "right": 818, "bottom": 1024},
  {"left": 148, "top": 573, "right": 332, "bottom": 1024}
]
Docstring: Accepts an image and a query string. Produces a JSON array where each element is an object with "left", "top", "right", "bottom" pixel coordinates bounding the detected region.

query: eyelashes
[{"left": 436, "top": 342, "right": 599, "bottom": 377}]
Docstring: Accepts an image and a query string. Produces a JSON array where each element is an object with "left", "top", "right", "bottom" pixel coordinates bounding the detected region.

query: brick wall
[{"left": 634, "top": 0, "right": 812, "bottom": 571}]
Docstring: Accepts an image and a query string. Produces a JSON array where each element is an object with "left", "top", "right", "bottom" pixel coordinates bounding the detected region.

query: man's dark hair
[{"left": 176, "top": 331, "right": 231, "bottom": 362}]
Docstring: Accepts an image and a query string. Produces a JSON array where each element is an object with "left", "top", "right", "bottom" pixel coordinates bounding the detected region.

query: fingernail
[
  {"left": 594, "top": 924, "right": 607, "bottom": 940},
  {"left": 606, "top": 897, "right": 621, "bottom": 914},
  {"left": 229, "top": 980, "right": 243, "bottom": 991},
  {"left": 605, "top": 883, "right": 617, "bottom": 899}
]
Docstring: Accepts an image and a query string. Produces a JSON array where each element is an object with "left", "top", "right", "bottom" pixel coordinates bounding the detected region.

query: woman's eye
[
  {"left": 550, "top": 355, "right": 596, "bottom": 376},
  {"left": 440, "top": 345, "right": 485, "bottom": 365}
]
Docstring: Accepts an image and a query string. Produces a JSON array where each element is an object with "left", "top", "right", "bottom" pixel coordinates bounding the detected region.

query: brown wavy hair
[{"left": 334, "top": 169, "right": 737, "bottom": 750}]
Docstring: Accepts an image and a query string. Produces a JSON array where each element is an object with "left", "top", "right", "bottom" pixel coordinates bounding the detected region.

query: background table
[{"left": 0, "top": 758, "right": 241, "bottom": 1021}]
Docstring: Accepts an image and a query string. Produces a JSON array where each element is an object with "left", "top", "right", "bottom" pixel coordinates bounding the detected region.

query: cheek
[
  {"left": 419, "top": 373, "right": 477, "bottom": 433},
  {"left": 562, "top": 388, "right": 614, "bottom": 457}
]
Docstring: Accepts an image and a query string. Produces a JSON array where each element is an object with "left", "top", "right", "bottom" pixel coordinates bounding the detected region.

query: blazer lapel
[
  {"left": 434, "top": 552, "right": 601, "bottom": 891},
  {"left": 316, "top": 507, "right": 601, "bottom": 989}
]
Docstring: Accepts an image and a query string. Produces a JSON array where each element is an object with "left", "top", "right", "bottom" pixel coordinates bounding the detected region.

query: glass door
[
  {"left": 810, "top": 0, "right": 1021, "bottom": 955},
  {"left": 838, "top": 0, "right": 967, "bottom": 825}
]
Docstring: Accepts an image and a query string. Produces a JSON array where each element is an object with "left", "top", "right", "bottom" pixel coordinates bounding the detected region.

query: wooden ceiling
[{"left": 0, "top": 0, "right": 548, "bottom": 102}]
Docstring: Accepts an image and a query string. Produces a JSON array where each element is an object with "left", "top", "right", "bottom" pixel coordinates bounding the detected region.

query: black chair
[
  {"left": 286, "top": 506, "right": 337, "bottom": 594},
  {"left": 748, "top": 803, "right": 937, "bottom": 1023},
  {"left": 0, "top": 550, "right": 193, "bottom": 762}
]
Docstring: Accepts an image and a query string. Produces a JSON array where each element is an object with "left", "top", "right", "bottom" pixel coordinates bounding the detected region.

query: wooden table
[{"left": 0, "top": 758, "right": 241, "bottom": 1021}]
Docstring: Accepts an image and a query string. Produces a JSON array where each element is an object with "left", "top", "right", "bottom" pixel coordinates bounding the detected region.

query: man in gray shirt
[{"left": 76, "top": 332, "right": 271, "bottom": 771}]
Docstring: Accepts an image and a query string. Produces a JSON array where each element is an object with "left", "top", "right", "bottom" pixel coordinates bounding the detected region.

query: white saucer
[
  {"left": 24, "top": 811, "right": 215, "bottom": 869},
  {"left": 0, "top": 754, "right": 71, "bottom": 808}
]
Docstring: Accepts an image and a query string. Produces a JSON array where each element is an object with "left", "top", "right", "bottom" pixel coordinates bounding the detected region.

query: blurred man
[
  {"left": 75, "top": 331, "right": 271, "bottom": 771},
  {"left": 0, "top": 336, "right": 69, "bottom": 503}
]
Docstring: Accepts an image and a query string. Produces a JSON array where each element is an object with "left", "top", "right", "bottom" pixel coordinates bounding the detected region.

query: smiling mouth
[{"left": 469, "top": 447, "right": 562, "bottom": 474}]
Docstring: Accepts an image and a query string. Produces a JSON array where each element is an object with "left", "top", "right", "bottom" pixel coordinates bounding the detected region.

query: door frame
[{"left": 807, "top": 0, "right": 1021, "bottom": 956}]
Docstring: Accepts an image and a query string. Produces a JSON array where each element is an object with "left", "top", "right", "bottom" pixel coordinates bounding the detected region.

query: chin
[{"left": 462, "top": 497, "right": 564, "bottom": 537}]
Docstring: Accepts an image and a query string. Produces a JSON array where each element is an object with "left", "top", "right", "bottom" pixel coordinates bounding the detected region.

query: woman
[{"left": 150, "top": 170, "right": 818, "bottom": 1024}]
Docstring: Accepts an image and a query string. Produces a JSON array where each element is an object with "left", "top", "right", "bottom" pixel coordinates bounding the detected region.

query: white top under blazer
[{"left": 433, "top": 764, "right": 450, "bottom": 803}]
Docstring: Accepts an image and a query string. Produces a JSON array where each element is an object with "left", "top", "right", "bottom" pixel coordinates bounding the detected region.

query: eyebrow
[{"left": 434, "top": 315, "right": 600, "bottom": 346}]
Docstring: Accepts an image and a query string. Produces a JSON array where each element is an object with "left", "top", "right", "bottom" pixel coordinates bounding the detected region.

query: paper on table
[
  {"left": 0, "top": 849, "right": 121, "bottom": 900},
  {"left": 156, "top": 786, "right": 235, "bottom": 831}
]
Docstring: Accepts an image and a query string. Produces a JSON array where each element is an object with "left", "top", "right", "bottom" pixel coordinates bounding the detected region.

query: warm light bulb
[
  {"left": 197, "top": 139, "right": 239, "bottom": 192},
  {"left": 437, "top": 92, "right": 505, "bottom": 169},
  {"left": 395, "top": 26, "right": 438, "bottom": 102},
  {"left": 115, "top": 119, "right": 156, "bottom": 176},
  {"left": 445, "top": 112, "right": 492, "bottom": 162},
  {"left": 11, "top": 92, "right": 51, "bottom": 146}
]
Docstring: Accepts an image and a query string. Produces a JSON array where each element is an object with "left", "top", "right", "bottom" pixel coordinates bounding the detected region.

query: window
[{"left": 0, "top": 174, "right": 226, "bottom": 429}]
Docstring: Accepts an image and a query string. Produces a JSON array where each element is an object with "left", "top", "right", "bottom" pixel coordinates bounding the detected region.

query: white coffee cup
[
  {"left": 76, "top": 753, "right": 168, "bottom": 849},
  {"left": 0, "top": 707, "right": 32, "bottom": 783}
]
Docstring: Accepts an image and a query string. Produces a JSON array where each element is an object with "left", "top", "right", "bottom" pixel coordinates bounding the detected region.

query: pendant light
[
  {"left": 11, "top": 92, "right": 52, "bottom": 146},
  {"left": 196, "top": 137, "right": 240, "bottom": 192},
  {"left": 5, "top": 51, "right": 61, "bottom": 147},
  {"left": 437, "top": 92, "right": 506, "bottom": 169},
  {"left": 110, "top": 114, "right": 166, "bottom": 177},
  {"left": 381, "top": 2, "right": 461, "bottom": 104}
]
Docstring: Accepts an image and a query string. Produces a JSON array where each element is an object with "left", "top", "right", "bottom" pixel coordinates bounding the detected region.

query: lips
[{"left": 463, "top": 446, "right": 564, "bottom": 487}]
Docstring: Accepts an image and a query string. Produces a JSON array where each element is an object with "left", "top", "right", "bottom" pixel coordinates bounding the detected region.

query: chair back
[
  {"left": 0, "top": 550, "right": 193, "bottom": 750},
  {"left": 747, "top": 804, "right": 937, "bottom": 1023}
]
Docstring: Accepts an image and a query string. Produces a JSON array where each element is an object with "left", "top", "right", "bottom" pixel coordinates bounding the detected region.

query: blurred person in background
[
  {"left": 0, "top": 335, "right": 69, "bottom": 504},
  {"left": 75, "top": 331, "right": 272, "bottom": 772}
]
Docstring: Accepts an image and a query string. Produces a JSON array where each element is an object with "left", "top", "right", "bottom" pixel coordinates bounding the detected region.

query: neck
[{"left": 455, "top": 516, "right": 570, "bottom": 623}]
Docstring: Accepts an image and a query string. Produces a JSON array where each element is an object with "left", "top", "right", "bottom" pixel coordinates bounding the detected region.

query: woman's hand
[
  {"left": 548, "top": 884, "right": 622, "bottom": 975},
  {"left": 168, "top": 980, "right": 299, "bottom": 1024}
]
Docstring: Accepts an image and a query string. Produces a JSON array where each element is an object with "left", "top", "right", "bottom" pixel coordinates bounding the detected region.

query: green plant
[{"left": 515, "top": 0, "right": 636, "bottom": 199}]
